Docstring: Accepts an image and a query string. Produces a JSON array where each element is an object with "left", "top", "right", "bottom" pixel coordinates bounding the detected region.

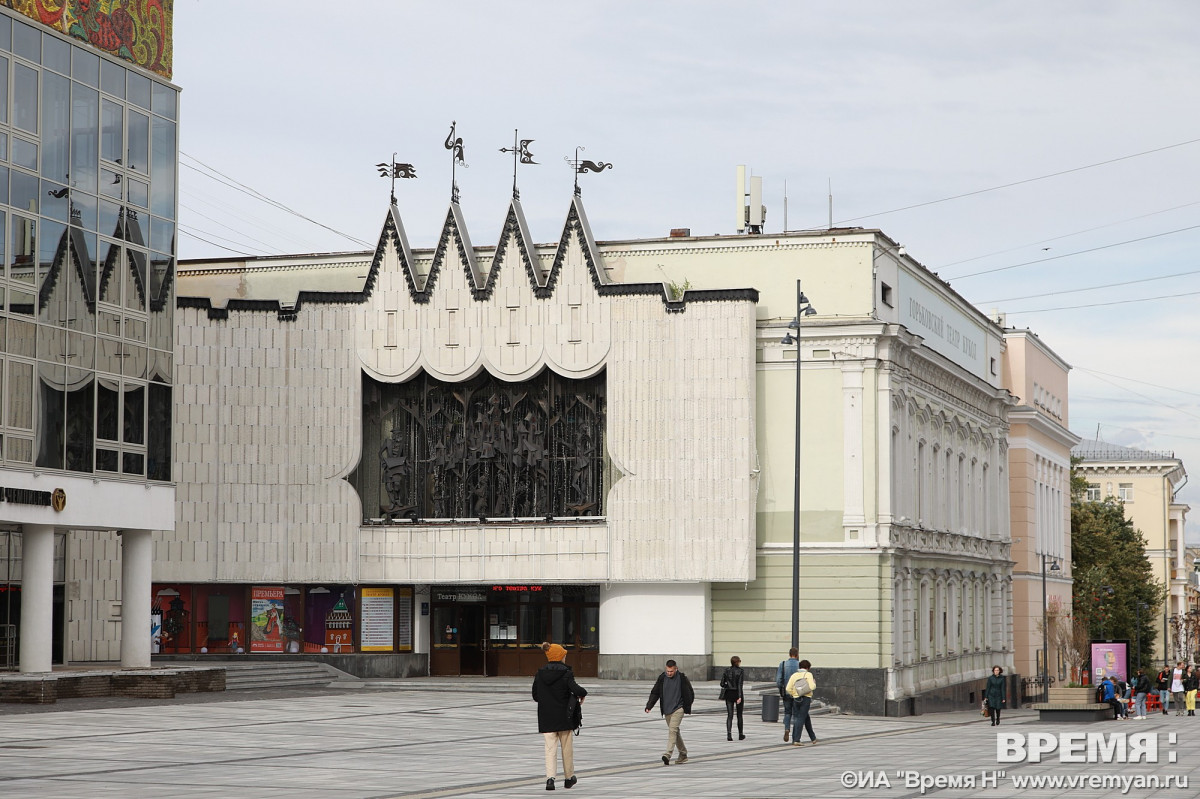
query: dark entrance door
[
  {"left": 430, "top": 602, "right": 488, "bottom": 676},
  {"left": 458, "top": 604, "right": 486, "bottom": 675}
]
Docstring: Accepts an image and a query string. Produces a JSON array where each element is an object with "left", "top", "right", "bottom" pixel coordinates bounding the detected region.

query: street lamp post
[
  {"left": 1098, "top": 584, "right": 1114, "bottom": 639},
  {"left": 1136, "top": 602, "right": 1149, "bottom": 673},
  {"left": 1042, "top": 555, "right": 1061, "bottom": 704},
  {"left": 781, "top": 280, "right": 817, "bottom": 651}
]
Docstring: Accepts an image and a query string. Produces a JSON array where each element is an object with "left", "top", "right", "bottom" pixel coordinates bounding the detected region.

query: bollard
[{"left": 761, "top": 692, "right": 780, "bottom": 722}]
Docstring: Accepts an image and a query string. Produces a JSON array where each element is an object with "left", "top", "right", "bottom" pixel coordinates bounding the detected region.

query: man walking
[
  {"left": 785, "top": 659, "right": 818, "bottom": 746},
  {"left": 533, "top": 642, "right": 587, "bottom": 791},
  {"left": 645, "top": 659, "right": 694, "bottom": 765},
  {"left": 1171, "top": 661, "right": 1187, "bottom": 716},
  {"left": 775, "top": 648, "right": 800, "bottom": 742}
]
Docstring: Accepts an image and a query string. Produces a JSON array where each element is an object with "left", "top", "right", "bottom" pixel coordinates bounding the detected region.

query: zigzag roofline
[{"left": 178, "top": 193, "right": 759, "bottom": 319}]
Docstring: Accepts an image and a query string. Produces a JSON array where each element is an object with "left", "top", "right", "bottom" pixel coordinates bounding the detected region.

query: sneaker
[
  {"left": 661, "top": 755, "right": 670, "bottom": 766},
  {"left": 546, "top": 778, "right": 555, "bottom": 791},
  {"left": 809, "top": 738, "right": 819, "bottom": 745},
  {"left": 676, "top": 756, "right": 689, "bottom": 764},
  {"left": 783, "top": 728, "right": 790, "bottom": 742},
  {"left": 564, "top": 776, "right": 577, "bottom": 789},
  {"left": 792, "top": 741, "right": 804, "bottom": 746}
]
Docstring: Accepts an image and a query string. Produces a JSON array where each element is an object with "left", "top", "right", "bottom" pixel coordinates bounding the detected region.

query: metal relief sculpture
[{"left": 362, "top": 370, "right": 605, "bottom": 520}]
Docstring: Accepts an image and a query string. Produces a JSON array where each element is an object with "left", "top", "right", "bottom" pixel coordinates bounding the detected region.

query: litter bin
[{"left": 761, "top": 692, "right": 780, "bottom": 723}]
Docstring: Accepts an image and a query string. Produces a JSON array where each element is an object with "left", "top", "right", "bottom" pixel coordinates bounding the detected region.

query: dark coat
[
  {"left": 645, "top": 671, "right": 695, "bottom": 715},
  {"left": 720, "top": 665, "right": 744, "bottom": 702},
  {"left": 984, "top": 674, "right": 1006, "bottom": 707},
  {"left": 532, "top": 662, "right": 587, "bottom": 734}
]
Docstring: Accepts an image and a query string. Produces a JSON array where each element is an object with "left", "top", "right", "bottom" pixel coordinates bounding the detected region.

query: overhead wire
[
  {"left": 180, "top": 151, "right": 372, "bottom": 248},
  {"left": 1004, "top": 287, "right": 1200, "bottom": 315},
  {"left": 1075, "top": 369, "right": 1200, "bottom": 424},
  {"left": 181, "top": 184, "right": 333, "bottom": 254},
  {"left": 949, "top": 223, "right": 1200, "bottom": 280},
  {"left": 981, "top": 266, "right": 1200, "bottom": 304},
  {"left": 179, "top": 201, "right": 280, "bottom": 255},
  {"left": 938, "top": 199, "right": 1200, "bottom": 269},
  {"left": 830, "top": 135, "right": 1200, "bottom": 226}
]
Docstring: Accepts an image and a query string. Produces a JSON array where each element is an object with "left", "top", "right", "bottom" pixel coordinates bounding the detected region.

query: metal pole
[
  {"left": 791, "top": 278, "right": 803, "bottom": 652},
  {"left": 1136, "top": 603, "right": 1141, "bottom": 673},
  {"left": 1042, "top": 554, "right": 1049, "bottom": 704}
]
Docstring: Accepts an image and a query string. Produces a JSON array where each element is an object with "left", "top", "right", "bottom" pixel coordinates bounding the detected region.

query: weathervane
[
  {"left": 564, "top": 146, "right": 612, "bottom": 196},
  {"left": 376, "top": 154, "right": 417, "bottom": 204},
  {"left": 445, "top": 121, "right": 468, "bottom": 203},
  {"left": 499, "top": 130, "right": 536, "bottom": 199}
]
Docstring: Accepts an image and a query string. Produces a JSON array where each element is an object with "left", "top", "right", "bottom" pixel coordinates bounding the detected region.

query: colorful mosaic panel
[{"left": 3, "top": 0, "right": 173, "bottom": 79}]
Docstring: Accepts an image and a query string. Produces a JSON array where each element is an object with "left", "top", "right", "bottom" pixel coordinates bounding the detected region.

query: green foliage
[
  {"left": 1069, "top": 456, "right": 1090, "bottom": 502},
  {"left": 667, "top": 278, "right": 691, "bottom": 301},
  {"left": 1071, "top": 497, "right": 1164, "bottom": 672}
]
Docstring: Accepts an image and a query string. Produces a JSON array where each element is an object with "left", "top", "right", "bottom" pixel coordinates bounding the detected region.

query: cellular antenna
[{"left": 734, "top": 165, "right": 766, "bottom": 234}]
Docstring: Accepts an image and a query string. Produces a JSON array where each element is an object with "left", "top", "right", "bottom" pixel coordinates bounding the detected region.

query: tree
[{"left": 1071, "top": 496, "right": 1164, "bottom": 672}]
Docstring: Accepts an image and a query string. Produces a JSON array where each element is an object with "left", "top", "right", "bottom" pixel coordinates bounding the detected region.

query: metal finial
[
  {"left": 445, "top": 121, "right": 468, "bottom": 203},
  {"left": 500, "top": 129, "right": 536, "bottom": 200},
  {"left": 376, "top": 153, "right": 417, "bottom": 204},
  {"left": 565, "top": 146, "right": 612, "bottom": 195}
]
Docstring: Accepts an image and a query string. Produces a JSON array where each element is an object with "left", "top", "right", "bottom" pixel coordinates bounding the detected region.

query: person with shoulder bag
[
  {"left": 784, "top": 659, "right": 818, "bottom": 746},
  {"left": 775, "top": 648, "right": 800, "bottom": 742},
  {"left": 533, "top": 642, "right": 587, "bottom": 791},
  {"left": 985, "top": 665, "right": 1007, "bottom": 726},
  {"left": 720, "top": 656, "right": 745, "bottom": 741}
]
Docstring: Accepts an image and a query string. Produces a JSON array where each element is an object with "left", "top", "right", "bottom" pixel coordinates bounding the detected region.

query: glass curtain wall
[{"left": 0, "top": 12, "right": 177, "bottom": 480}]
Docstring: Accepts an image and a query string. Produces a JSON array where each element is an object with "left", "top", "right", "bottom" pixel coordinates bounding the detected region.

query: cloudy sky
[{"left": 172, "top": 2, "right": 1200, "bottom": 512}]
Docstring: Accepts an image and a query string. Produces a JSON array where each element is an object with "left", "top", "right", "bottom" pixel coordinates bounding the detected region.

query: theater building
[
  {"left": 167, "top": 186, "right": 1020, "bottom": 715},
  {"left": 0, "top": 5, "right": 177, "bottom": 672}
]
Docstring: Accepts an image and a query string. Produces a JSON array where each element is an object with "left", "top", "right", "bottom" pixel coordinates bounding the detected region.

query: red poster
[{"left": 250, "top": 586, "right": 285, "bottom": 652}]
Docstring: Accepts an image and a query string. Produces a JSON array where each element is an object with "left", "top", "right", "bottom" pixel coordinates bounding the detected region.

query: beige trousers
[
  {"left": 664, "top": 708, "right": 687, "bottom": 757},
  {"left": 543, "top": 730, "right": 575, "bottom": 779}
]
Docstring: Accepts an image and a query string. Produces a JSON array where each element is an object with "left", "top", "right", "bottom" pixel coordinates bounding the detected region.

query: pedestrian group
[{"left": 533, "top": 644, "right": 819, "bottom": 790}]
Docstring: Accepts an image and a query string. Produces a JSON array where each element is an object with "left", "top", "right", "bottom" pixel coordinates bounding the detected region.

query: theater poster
[{"left": 250, "top": 586, "right": 285, "bottom": 652}]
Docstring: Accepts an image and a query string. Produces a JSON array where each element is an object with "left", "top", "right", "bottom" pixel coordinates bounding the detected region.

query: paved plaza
[{"left": 2, "top": 680, "right": 1199, "bottom": 798}]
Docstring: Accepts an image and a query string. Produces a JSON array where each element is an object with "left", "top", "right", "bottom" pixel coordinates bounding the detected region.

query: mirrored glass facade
[{"left": 0, "top": 12, "right": 177, "bottom": 480}]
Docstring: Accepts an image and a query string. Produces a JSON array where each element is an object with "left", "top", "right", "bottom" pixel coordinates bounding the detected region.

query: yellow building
[{"left": 1072, "top": 440, "right": 1189, "bottom": 667}]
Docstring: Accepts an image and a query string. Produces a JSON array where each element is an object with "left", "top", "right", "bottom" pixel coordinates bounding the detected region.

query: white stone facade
[{"left": 166, "top": 196, "right": 759, "bottom": 669}]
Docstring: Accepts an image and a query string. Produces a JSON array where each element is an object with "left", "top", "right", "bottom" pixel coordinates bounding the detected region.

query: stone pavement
[{"left": 1, "top": 679, "right": 1198, "bottom": 798}]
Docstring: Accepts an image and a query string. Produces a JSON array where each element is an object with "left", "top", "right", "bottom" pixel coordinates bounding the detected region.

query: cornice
[{"left": 889, "top": 524, "right": 1012, "bottom": 564}]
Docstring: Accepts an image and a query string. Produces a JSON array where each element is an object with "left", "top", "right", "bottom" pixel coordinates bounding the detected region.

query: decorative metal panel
[{"left": 355, "top": 369, "right": 605, "bottom": 520}]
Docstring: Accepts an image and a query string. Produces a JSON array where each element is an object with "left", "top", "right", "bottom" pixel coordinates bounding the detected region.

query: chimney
[{"left": 669, "top": 228, "right": 691, "bottom": 238}]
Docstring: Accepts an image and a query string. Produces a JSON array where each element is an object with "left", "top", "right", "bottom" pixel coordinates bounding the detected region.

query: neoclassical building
[
  {"left": 1073, "top": 439, "right": 1189, "bottom": 667},
  {"left": 157, "top": 188, "right": 1019, "bottom": 714}
]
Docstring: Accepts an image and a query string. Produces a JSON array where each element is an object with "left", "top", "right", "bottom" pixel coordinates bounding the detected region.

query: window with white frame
[
  {"left": 1086, "top": 483, "right": 1101, "bottom": 501},
  {"left": 1118, "top": 483, "right": 1134, "bottom": 502}
]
